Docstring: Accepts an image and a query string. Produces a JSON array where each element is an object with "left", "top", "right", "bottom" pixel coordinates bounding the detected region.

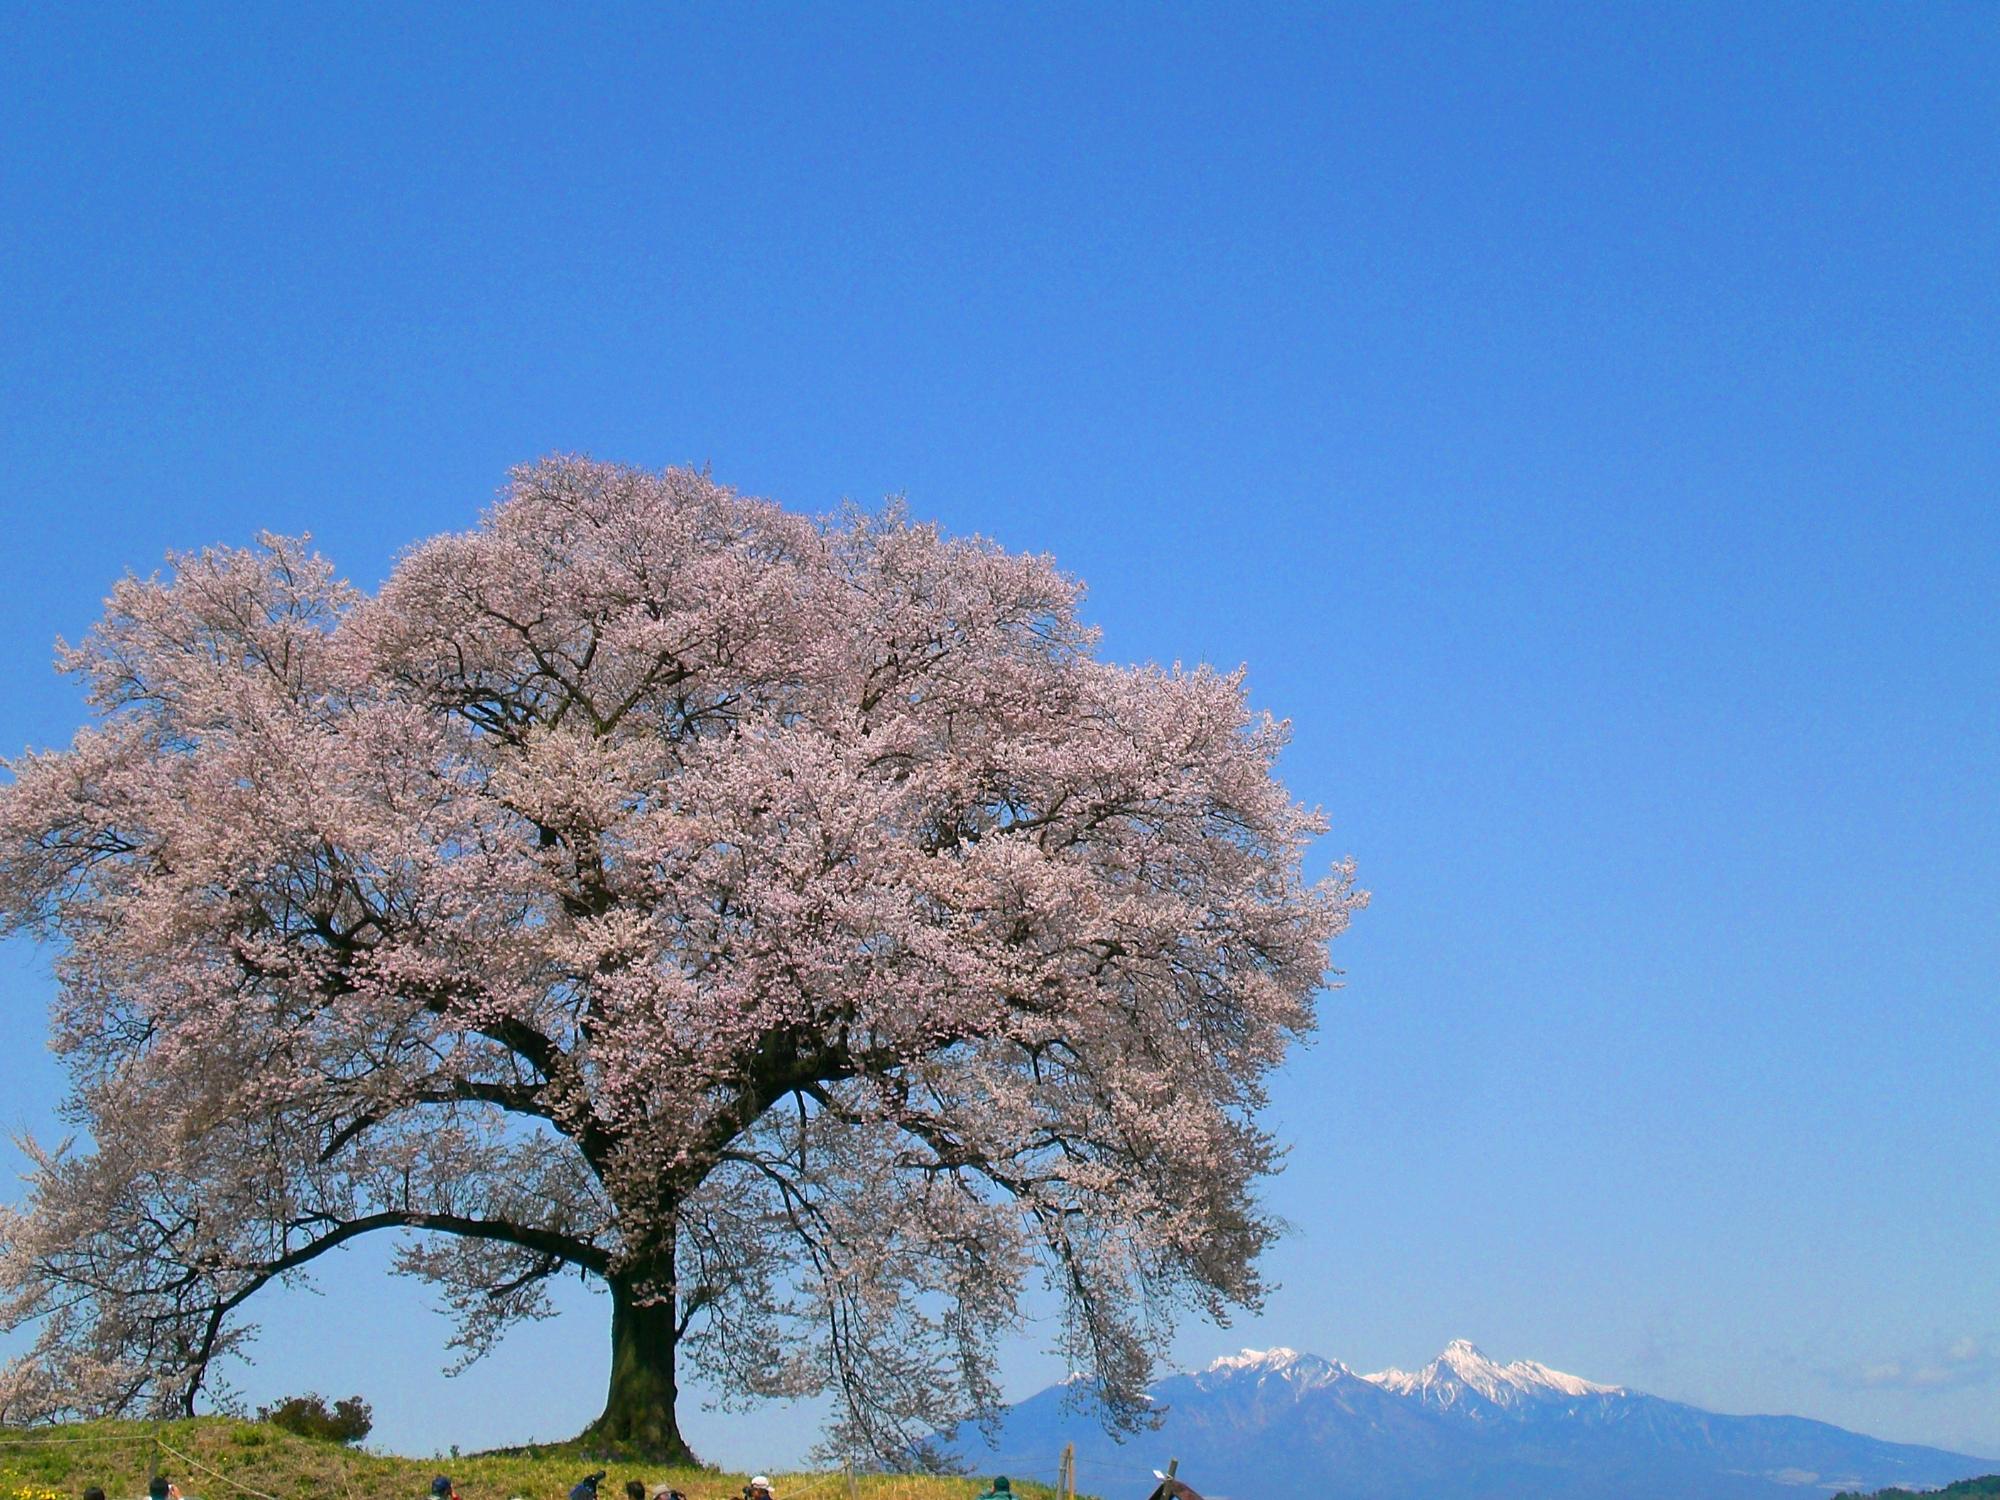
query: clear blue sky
[{"left": 2, "top": 0, "right": 1996, "bottom": 1472}]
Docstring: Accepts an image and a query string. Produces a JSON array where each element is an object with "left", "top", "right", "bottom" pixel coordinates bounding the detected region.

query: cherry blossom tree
[{"left": 0, "top": 459, "right": 1361, "bottom": 1463}]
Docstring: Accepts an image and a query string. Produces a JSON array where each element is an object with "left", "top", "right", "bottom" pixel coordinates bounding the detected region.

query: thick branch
[{"left": 178, "top": 1209, "right": 609, "bottom": 1413}]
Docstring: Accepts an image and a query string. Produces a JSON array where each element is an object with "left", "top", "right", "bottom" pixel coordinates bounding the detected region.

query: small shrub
[{"left": 256, "top": 1392, "right": 374, "bottom": 1445}]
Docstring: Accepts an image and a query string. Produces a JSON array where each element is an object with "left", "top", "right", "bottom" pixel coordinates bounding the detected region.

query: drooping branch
[{"left": 178, "top": 1208, "right": 610, "bottom": 1412}]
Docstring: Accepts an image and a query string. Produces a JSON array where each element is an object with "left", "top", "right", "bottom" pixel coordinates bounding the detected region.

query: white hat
[{"left": 750, "top": 1481, "right": 771, "bottom": 1490}]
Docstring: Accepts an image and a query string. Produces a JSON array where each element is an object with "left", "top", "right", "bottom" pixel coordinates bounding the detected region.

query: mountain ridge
[{"left": 944, "top": 1342, "right": 1997, "bottom": 1500}]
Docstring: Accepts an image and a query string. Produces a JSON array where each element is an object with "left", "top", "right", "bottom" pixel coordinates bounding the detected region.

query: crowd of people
[
  {"left": 425, "top": 1469, "right": 779, "bottom": 1500},
  {"left": 418, "top": 1469, "right": 1035, "bottom": 1500},
  {"left": 77, "top": 1477, "right": 189, "bottom": 1500},
  {"left": 428, "top": 1473, "right": 696, "bottom": 1500},
  {"left": 63, "top": 1465, "right": 1139, "bottom": 1500}
]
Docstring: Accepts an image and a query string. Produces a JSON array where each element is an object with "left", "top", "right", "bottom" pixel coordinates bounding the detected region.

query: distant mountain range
[{"left": 943, "top": 1340, "right": 1996, "bottom": 1500}]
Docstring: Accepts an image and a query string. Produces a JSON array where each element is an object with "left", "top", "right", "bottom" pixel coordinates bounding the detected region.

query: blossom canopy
[{"left": 0, "top": 458, "right": 1361, "bottom": 1462}]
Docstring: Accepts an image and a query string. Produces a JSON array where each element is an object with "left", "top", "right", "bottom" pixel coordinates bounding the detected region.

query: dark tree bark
[{"left": 582, "top": 1268, "right": 696, "bottom": 1463}]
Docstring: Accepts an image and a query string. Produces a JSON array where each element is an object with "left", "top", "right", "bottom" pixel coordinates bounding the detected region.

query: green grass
[{"left": 0, "top": 1419, "right": 1085, "bottom": 1500}]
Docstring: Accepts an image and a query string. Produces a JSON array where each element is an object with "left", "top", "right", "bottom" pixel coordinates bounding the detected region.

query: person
[
  {"left": 147, "top": 1477, "right": 169, "bottom": 1500},
  {"left": 569, "top": 1472, "right": 606, "bottom": 1500},
  {"left": 744, "top": 1477, "right": 775, "bottom": 1500},
  {"left": 977, "top": 1478, "right": 1011, "bottom": 1500},
  {"left": 429, "top": 1477, "right": 457, "bottom": 1500},
  {"left": 83, "top": 1488, "right": 105, "bottom": 1500}
]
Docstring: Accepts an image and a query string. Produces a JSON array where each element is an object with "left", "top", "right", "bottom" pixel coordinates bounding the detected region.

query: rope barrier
[
  {"left": 0, "top": 1431, "right": 159, "bottom": 1447},
  {"left": 773, "top": 1473, "right": 857, "bottom": 1500},
  {"left": 154, "top": 1438, "right": 282, "bottom": 1500}
]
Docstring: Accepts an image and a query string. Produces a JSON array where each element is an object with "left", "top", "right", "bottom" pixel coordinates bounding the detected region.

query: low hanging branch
[{"left": 0, "top": 458, "right": 1362, "bottom": 1463}]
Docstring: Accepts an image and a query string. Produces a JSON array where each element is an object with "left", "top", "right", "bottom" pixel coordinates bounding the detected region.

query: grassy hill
[
  {"left": 1832, "top": 1478, "right": 2000, "bottom": 1500},
  {"left": 0, "top": 1419, "right": 1085, "bottom": 1500}
]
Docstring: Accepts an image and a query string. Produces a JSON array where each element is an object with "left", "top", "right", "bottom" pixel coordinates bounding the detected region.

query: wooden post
[
  {"left": 1058, "top": 1442, "right": 1075, "bottom": 1500},
  {"left": 845, "top": 1458, "right": 860, "bottom": 1500}
]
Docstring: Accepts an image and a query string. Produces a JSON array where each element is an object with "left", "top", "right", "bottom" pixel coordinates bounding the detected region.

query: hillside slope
[{"left": 0, "top": 1419, "right": 1071, "bottom": 1500}]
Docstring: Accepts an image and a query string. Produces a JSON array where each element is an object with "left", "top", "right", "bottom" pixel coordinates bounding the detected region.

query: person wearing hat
[
  {"left": 569, "top": 1472, "right": 606, "bottom": 1500},
  {"left": 977, "top": 1478, "right": 1012, "bottom": 1500},
  {"left": 429, "top": 1476, "right": 457, "bottom": 1500},
  {"left": 744, "top": 1477, "right": 775, "bottom": 1500}
]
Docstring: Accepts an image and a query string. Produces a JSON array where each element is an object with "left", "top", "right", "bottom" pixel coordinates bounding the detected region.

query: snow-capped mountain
[
  {"left": 1197, "top": 1346, "right": 1349, "bottom": 1388},
  {"left": 941, "top": 1341, "right": 1996, "bottom": 1500},
  {"left": 1362, "top": 1338, "right": 1622, "bottom": 1409}
]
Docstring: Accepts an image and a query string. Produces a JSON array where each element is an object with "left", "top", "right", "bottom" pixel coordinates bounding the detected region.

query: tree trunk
[{"left": 582, "top": 1268, "right": 697, "bottom": 1463}]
